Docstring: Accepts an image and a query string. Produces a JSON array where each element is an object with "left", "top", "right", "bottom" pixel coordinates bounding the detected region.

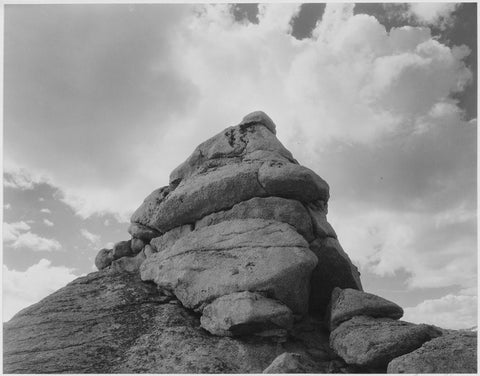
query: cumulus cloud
[
  {"left": 80, "top": 228, "right": 100, "bottom": 246},
  {"left": 43, "top": 219, "right": 54, "bottom": 227},
  {"left": 403, "top": 293, "right": 477, "bottom": 330},
  {"left": 40, "top": 208, "right": 52, "bottom": 214},
  {"left": 3, "top": 169, "right": 37, "bottom": 190},
  {"left": 3, "top": 221, "right": 31, "bottom": 242},
  {"left": 4, "top": 203, "right": 12, "bottom": 210},
  {"left": 11, "top": 232, "right": 61, "bottom": 252},
  {"left": 408, "top": 3, "right": 459, "bottom": 29},
  {"left": 3, "top": 259, "right": 78, "bottom": 321},
  {"left": 4, "top": 221, "right": 61, "bottom": 251},
  {"left": 5, "top": 4, "right": 473, "bottom": 219}
]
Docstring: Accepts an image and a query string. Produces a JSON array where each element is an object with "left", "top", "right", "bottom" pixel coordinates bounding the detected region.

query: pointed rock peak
[{"left": 239, "top": 110, "right": 276, "bottom": 134}]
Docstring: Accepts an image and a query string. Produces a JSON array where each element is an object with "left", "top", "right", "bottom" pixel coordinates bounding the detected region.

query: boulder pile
[
  {"left": 4, "top": 111, "right": 476, "bottom": 374},
  {"left": 95, "top": 110, "right": 363, "bottom": 336}
]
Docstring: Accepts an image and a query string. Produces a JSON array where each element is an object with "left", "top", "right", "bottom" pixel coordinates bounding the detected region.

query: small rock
[
  {"left": 200, "top": 291, "right": 293, "bottom": 337},
  {"left": 110, "top": 250, "right": 146, "bottom": 274},
  {"left": 387, "top": 330, "right": 477, "bottom": 373},
  {"left": 262, "top": 352, "right": 318, "bottom": 373},
  {"left": 95, "top": 248, "right": 114, "bottom": 270},
  {"left": 327, "top": 287, "right": 403, "bottom": 330},
  {"left": 330, "top": 315, "right": 442, "bottom": 369},
  {"left": 130, "top": 238, "right": 145, "bottom": 254},
  {"left": 239, "top": 110, "right": 277, "bottom": 134},
  {"left": 127, "top": 222, "right": 161, "bottom": 242},
  {"left": 113, "top": 240, "right": 133, "bottom": 258}
]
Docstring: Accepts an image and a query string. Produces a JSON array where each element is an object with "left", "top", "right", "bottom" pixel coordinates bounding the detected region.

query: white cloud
[
  {"left": 80, "top": 228, "right": 100, "bottom": 246},
  {"left": 403, "top": 293, "right": 477, "bottom": 330},
  {"left": 11, "top": 232, "right": 61, "bottom": 252},
  {"left": 3, "top": 168, "right": 38, "bottom": 190},
  {"left": 43, "top": 219, "right": 54, "bottom": 227},
  {"left": 4, "top": 221, "right": 61, "bottom": 251},
  {"left": 40, "top": 208, "right": 52, "bottom": 214},
  {"left": 4, "top": 4, "right": 472, "bottom": 221},
  {"left": 4, "top": 203, "right": 12, "bottom": 210},
  {"left": 331, "top": 203, "right": 476, "bottom": 290},
  {"left": 3, "top": 221, "right": 31, "bottom": 242},
  {"left": 3, "top": 259, "right": 78, "bottom": 321},
  {"left": 408, "top": 3, "right": 459, "bottom": 29},
  {"left": 39, "top": 197, "right": 45, "bottom": 202}
]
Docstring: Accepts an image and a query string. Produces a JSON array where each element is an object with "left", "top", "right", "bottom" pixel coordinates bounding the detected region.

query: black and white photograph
[{"left": 3, "top": 2, "right": 477, "bottom": 373}]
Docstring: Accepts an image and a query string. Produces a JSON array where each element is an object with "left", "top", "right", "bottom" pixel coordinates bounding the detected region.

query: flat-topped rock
[
  {"left": 330, "top": 315, "right": 442, "bottom": 369},
  {"left": 200, "top": 291, "right": 293, "bottom": 337},
  {"left": 387, "top": 330, "right": 477, "bottom": 373},
  {"left": 140, "top": 218, "right": 318, "bottom": 314},
  {"left": 328, "top": 288, "right": 403, "bottom": 330}
]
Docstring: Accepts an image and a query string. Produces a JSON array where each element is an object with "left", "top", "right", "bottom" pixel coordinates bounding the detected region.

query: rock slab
[
  {"left": 141, "top": 219, "right": 318, "bottom": 314},
  {"left": 200, "top": 291, "right": 293, "bottom": 337},
  {"left": 330, "top": 315, "right": 442, "bottom": 369},
  {"left": 328, "top": 287, "right": 403, "bottom": 330},
  {"left": 387, "top": 330, "right": 477, "bottom": 373}
]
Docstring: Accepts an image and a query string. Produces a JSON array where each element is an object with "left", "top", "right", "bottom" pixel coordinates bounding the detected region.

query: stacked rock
[
  {"left": 326, "top": 288, "right": 444, "bottom": 371},
  {"left": 94, "top": 111, "right": 363, "bottom": 336}
]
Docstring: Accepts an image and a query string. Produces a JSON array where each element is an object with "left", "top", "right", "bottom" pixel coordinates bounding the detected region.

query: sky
[{"left": 3, "top": 2, "right": 477, "bottom": 329}]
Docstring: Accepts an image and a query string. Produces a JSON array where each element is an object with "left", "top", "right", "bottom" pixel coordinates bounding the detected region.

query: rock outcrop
[
  {"left": 3, "top": 111, "right": 476, "bottom": 374},
  {"left": 126, "top": 111, "right": 361, "bottom": 329}
]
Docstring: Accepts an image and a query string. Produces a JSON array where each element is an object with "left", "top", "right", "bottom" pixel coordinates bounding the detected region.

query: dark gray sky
[{"left": 3, "top": 3, "right": 477, "bottom": 329}]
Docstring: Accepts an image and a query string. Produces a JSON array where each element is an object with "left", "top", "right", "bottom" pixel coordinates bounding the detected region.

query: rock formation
[{"left": 3, "top": 111, "right": 476, "bottom": 373}]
